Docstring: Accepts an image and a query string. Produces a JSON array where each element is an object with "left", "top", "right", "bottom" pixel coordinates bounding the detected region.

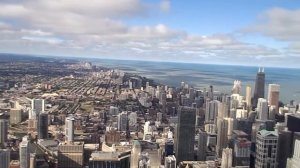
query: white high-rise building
[
  {"left": 117, "top": 112, "right": 128, "bottom": 131},
  {"left": 0, "top": 119, "right": 8, "bottom": 144},
  {"left": 0, "top": 149, "right": 10, "bottom": 168},
  {"left": 164, "top": 155, "right": 176, "bottom": 168},
  {"left": 286, "top": 139, "right": 300, "bottom": 168},
  {"left": 221, "top": 148, "right": 232, "bottom": 168},
  {"left": 232, "top": 80, "right": 241, "bottom": 94},
  {"left": 245, "top": 86, "right": 252, "bottom": 110},
  {"left": 65, "top": 116, "right": 75, "bottom": 142},
  {"left": 257, "top": 98, "right": 268, "bottom": 120},
  {"left": 20, "top": 136, "right": 30, "bottom": 168},
  {"left": 255, "top": 130, "right": 278, "bottom": 168},
  {"left": 30, "top": 99, "right": 45, "bottom": 119}
]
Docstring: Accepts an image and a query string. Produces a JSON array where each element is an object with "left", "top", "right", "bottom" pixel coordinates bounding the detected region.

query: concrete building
[
  {"left": 232, "top": 80, "right": 241, "bottom": 94},
  {"left": 175, "top": 106, "right": 196, "bottom": 163},
  {"left": 30, "top": 99, "right": 45, "bottom": 119},
  {"left": 221, "top": 148, "right": 232, "bottom": 168},
  {"left": 164, "top": 155, "right": 176, "bottom": 168},
  {"left": 65, "top": 116, "right": 75, "bottom": 142},
  {"left": 88, "top": 151, "right": 131, "bottom": 168},
  {"left": 205, "top": 100, "right": 219, "bottom": 123},
  {"left": 197, "top": 131, "right": 208, "bottom": 161},
  {"left": 10, "top": 109, "right": 22, "bottom": 124},
  {"left": 257, "top": 98, "right": 268, "bottom": 120},
  {"left": 0, "top": 119, "right": 8, "bottom": 144},
  {"left": 255, "top": 130, "right": 278, "bottom": 168},
  {"left": 233, "top": 138, "right": 251, "bottom": 167},
  {"left": 217, "top": 118, "right": 229, "bottom": 158},
  {"left": 19, "top": 136, "right": 30, "bottom": 168},
  {"left": 286, "top": 139, "right": 300, "bottom": 168},
  {"left": 58, "top": 143, "right": 84, "bottom": 168},
  {"left": 37, "top": 113, "right": 48, "bottom": 139},
  {"left": 245, "top": 86, "right": 252, "bottom": 111},
  {"left": 117, "top": 112, "right": 128, "bottom": 132},
  {"left": 268, "top": 84, "right": 280, "bottom": 112},
  {"left": 0, "top": 149, "right": 10, "bottom": 168}
]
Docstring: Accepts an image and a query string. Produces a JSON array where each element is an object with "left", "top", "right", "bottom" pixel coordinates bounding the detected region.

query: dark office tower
[
  {"left": 276, "top": 130, "right": 292, "bottom": 168},
  {"left": 197, "top": 131, "right": 208, "bottom": 161},
  {"left": 253, "top": 68, "right": 265, "bottom": 108},
  {"left": 287, "top": 114, "right": 300, "bottom": 132},
  {"left": 209, "top": 85, "right": 214, "bottom": 100},
  {"left": 175, "top": 106, "right": 196, "bottom": 163},
  {"left": 38, "top": 113, "right": 48, "bottom": 139},
  {"left": 0, "top": 119, "right": 8, "bottom": 144}
]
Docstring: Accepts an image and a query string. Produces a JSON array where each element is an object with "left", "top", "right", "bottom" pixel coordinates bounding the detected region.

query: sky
[{"left": 0, "top": 0, "right": 300, "bottom": 67}]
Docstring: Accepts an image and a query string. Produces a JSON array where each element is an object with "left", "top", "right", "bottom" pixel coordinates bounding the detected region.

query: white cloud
[
  {"left": 160, "top": 0, "right": 171, "bottom": 13},
  {"left": 0, "top": 1, "right": 295, "bottom": 67},
  {"left": 246, "top": 8, "right": 300, "bottom": 41}
]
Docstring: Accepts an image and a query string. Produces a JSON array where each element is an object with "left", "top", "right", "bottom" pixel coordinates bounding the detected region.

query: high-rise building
[
  {"left": 277, "top": 129, "right": 292, "bottom": 168},
  {"left": 30, "top": 99, "right": 45, "bottom": 119},
  {"left": 233, "top": 138, "right": 251, "bottom": 167},
  {"left": 253, "top": 68, "right": 265, "bottom": 108},
  {"left": 257, "top": 98, "right": 268, "bottom": 120},
  {"left": 217, "top": 118, "right": 229, "bottom": 158},
  {"left": 232, "top": 80, "right": 241, "bottom": 94},
  {"left": 205, "top": 100, "right": 219, "bottom": 123},
  {"left": 0, "top": 119, "right": 8, "bottom": 145},
  {"left": 268, "top": 84, "right": 280, "bottom": 112},
  {"left": 58, "top": 143, "right": 84, "bottom": 168},
  {"left": 0, "top": 149, "right": 10, "bottom": 168},
  {"left": 245, "top": 86, "right": 252, "bottom": 111},
  {"left": 255, "top": 130, "right": 278, "bottom": 168},
  {"left": 252, "top": 68, "right": 265, "bottom": 106},
  {"left": 10, "top": 109, "right": 22, "bottom": 124},
  {"left": 208, "top": 85, "right": 214, "bottom": 100},
  {"left": 117, "top": 112, "right": 128, "bottom": 132},
  {"left": 221, "top": 148, "right": 232, "bottom": 168},
  {"left": 175, "top": 106, "right": 196, "bottom": 163},
  {"left": 19, "top": 136, "right": 30, "bottom": 168},
  {"left": 65, "top": 116, "right": 75, "bottom": 142},
  {"left": 286, "top": 139, "right": 300, "bottom": 168},
  {"left": 38, "top": 113, "right": 48, "bottom": 139},
  {"left": 164, "top": 155, "right": 176, "bottom": 168},
  {"left": 197, "top": 131, "right": 208, "bottom": 161}
]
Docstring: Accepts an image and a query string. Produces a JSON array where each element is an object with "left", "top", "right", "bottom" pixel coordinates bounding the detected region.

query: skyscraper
[
  {"left": 253, "top": 68, "right": 265, "bottom": 108},
  {"left": 117, "top": 111, "right": 128, "bottom": 131},
  {"left": 205, "top": 100, "right": 219, "bottom": 123},
  {"left": 31, "top": 99, "right": 45, "bottom": 119},
  {"left": 65, "top": 116, "right": 75, "bottom": 142},
  {"left": 0, "top": 149, "right": 10, "bottom": 168},
  {"left": 232, "top": 80, "right": 241, "bottom": 94},
  {"left": 221, "top": 148, "right": 232, "bottom": 168},
  {"left": 38, "top": 112, "right": 48, "bottom": 139},
  {"left": 197, "top": 131, "right": 208, "bottom": 161},
  {"left": 268, "top": 84, "right": 280, "bottom": 112},
  {"left": 175, "top": 106, "right": 196, "bottom": 163},
  {"left": 245, "top": 86, "right": 252, "bottom": 111},
  {"left": 0, "top": 119, "right": 8, "bottom": 145},
  {"left": 20, "top": 136, "right": 30, "bottom": 168},
  {"left": 286, "top": 139, "right": 300, "bottom": 168},
  {"left": 255, "top": 130, "right": 278, "bottom": 168},
  {"left": 257, "top": 98, "right": 268, "bottom": 120}
]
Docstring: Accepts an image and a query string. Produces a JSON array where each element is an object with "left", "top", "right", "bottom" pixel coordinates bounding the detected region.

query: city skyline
[{"left": 0, "top": 0, "right": 300, "bottom": 67}]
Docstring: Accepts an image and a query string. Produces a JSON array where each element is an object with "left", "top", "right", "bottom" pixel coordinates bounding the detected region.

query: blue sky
[{"left": 0, "top": 0, "right": 300, "bottom": 67}]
